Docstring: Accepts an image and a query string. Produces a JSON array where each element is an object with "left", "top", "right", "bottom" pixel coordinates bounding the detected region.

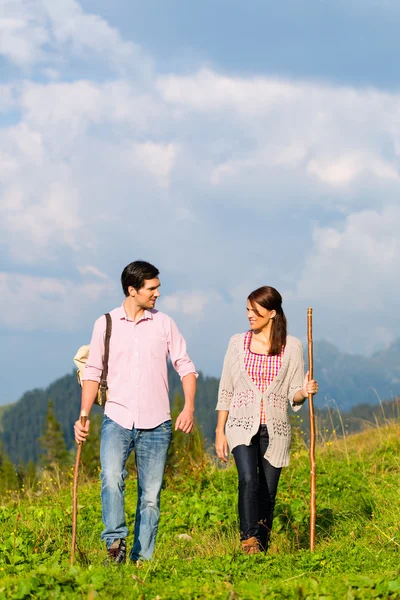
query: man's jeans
[
  {"left": 232, "top": 425, "right": 282, "bottom": 550},
  {"left": 100, "top": 415, "right": 172, "bottom": 561}
]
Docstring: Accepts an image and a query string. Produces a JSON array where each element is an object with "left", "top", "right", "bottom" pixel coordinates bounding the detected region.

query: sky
[{"left": 1, "top": 0, "right": 400, "bottom": 404}]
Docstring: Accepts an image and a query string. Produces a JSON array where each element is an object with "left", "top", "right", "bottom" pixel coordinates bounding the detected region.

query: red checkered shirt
[{"left": 244, "top": 331, "right": 285, "bottom": 424}]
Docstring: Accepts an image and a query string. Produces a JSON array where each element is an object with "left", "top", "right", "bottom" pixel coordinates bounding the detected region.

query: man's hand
[
  {"left": 215, "top": 430, "right": 229, "bottom": 462},
  {"left": 74, "top": 418, "right": 90, "bottom": 444},
  {"left": 175, "top": 408, "right": 194, "bottom": 434}
]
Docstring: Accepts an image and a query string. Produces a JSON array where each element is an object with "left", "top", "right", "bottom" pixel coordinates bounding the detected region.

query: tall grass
[{"left": 0, "top": 417, "right": 399, "bottom": 599}]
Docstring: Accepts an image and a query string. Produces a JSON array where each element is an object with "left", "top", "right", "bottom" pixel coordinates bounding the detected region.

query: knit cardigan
[{"left": 216, "top": 333, "right": 305, "bottom": 468}]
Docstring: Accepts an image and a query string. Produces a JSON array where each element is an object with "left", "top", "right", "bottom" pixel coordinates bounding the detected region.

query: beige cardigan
[{"left": 216, "top": 333, "right": 305, "bottom": 468}]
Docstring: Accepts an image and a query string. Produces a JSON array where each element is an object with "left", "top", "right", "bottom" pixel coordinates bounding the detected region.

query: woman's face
[{"left": 246, "top": 301, "right": 276, "bottom": 331}]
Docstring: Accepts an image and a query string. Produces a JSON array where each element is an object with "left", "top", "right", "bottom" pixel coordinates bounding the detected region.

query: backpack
[{"left": 74, "top": 313, "right": 112, "bottom": 407}]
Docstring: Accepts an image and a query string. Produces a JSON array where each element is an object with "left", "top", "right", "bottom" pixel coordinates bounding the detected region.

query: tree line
[{"left": 0, "top": 391, "right": 207, "bottom": 495}]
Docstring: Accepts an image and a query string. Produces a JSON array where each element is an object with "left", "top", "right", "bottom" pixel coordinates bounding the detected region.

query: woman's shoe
[{"left": 241, "top": 536, "right": 261, "bottom": 555}]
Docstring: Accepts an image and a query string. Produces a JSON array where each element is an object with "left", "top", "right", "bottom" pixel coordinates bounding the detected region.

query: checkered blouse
[{"left": 244, "top": 331, "right": 285, "bottom": 424}]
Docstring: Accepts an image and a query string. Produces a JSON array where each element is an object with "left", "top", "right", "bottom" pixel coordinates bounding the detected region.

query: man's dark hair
[{"left": 121, "top": 261, "right": 160, "bottom": 296}]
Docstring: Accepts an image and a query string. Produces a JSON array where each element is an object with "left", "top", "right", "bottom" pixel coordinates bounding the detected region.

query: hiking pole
[
  {"left": 307, "top": 308, "right": 316, "bottom": 551},
  {"left": 70, "top": 410, "right": 87, "bottom": 566}
]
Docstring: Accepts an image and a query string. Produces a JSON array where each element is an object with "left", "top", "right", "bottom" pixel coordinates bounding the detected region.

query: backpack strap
[{"left": 99, "top": 313, "right": 112, "bottom": 403}]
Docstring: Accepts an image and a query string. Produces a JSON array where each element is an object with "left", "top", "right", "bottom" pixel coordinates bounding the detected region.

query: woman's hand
[
  {"left": 302, "top": 371, "right": 319, "bottom": 398},
  {"left": 294, "top": 372, "right": 319, "bottom": 404},
  {"left": 215, "top": 430, "right": 229, "bottom": 462}
]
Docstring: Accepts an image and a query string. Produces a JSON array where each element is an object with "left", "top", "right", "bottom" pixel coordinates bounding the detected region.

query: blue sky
[{"left": 1, "top": 0, "right": 400, "bottom": 404}]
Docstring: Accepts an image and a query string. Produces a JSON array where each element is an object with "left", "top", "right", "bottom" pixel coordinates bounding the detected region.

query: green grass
[{"left": 0, "top": 424, "right": 399, "bottom": 599}]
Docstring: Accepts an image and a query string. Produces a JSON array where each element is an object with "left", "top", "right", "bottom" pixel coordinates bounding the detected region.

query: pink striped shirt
[
  {"left": 83, "top": 305, "right": 197, "bottom": 430},
  {"left": 244, "top": 331, "right": 284, "bottom": 424}
]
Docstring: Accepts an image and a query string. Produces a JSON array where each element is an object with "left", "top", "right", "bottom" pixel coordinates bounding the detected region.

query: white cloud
[
  {"left": 296, "top": 205, "right": 400, "bottom": 310},
  {"left": 0, "top": 272, "right": 117, "bottom": 331},
  {"left": 0, "top": 0, "right": 151, "bottom": 75},
  {"left": 0, "top": 131, "right": 83, "bottom": 263},
  {"left": 130, "top": 142, "right": 178, "bottom": 189},
  {"left": 0, "top": 12, "right": 49, "bottom": 66},
  {"left": 1, "top": 0, "right": 400, "bottom": 363},
  {"left": 160, "top": 291, "right": 214, "bottom": 317},
  {"left": 157, "top": 69, "right": 300, "bottom": 115},
  {"left": 307, "top": 153, "right": 399, "bottom": 186},
  {"left": 77, "top": 266, "right": 109, "bottom": 279},
  {"left": 0, "top": 272, "right": 116, "bottom": 332}
]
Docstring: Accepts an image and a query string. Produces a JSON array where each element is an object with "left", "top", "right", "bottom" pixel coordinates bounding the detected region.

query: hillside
[
  {"left": 1, "top": 337, "right": 400, "bottom": 465},
  {"left": 0, "top": 367, "right": 219, "bottom": 465},
  {"left": 0, "top": 424, "right": 399, "bottom": 598},
  {"left": 0, "top": 403, "right": 14, "bottom": 433},
  {"left": 314, "top": 339, "right": 400, "bottom": 408}
]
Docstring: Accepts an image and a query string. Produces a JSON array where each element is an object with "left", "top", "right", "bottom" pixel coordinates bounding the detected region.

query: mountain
[
  {"left": 314, "top": 339, "right": 400, "bottom": 409},
  {"left": 1, "top": 338, "right": 400, "bottom": 465}
]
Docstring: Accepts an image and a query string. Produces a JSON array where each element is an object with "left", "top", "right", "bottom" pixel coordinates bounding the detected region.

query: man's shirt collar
[{"left": 116, "top": 304, "right": 154, "bottom": 323}]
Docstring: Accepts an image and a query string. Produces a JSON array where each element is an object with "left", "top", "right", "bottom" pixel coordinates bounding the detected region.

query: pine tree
[
  {"left": 38, "top": 399, "right": 70, "bottom": 472},
  {"left": 0, "top": 444, "right": 19, "bottom": 492},
  {"left": 80, "top": 413, "right": 102, "bottom": 479}
]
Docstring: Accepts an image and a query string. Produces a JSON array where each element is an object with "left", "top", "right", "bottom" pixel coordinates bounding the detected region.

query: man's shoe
[
  {"left": 241, "top": 536, "right": 261, "bottom": 555},
  {"left": 104, "top": 538, "right": 127, "bottom": 565}
]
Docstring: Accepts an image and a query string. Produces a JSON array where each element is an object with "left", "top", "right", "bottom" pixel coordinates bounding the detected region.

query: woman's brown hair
[{"left": 248, "top": 286, "right": 287, "bottom": 355}]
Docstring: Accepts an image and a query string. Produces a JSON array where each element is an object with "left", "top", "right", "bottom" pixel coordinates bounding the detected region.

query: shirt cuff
[
  {"left": 178, "top": 369, "right": 199, "bottom": 381},
  {"left": 82, "top": 368, "right": 102, "bottom": 383}
]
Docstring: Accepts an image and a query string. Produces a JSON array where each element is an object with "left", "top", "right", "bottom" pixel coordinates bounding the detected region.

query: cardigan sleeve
[
  {"left": 216, "top": 337, "right": 235, "bottom": 411},
  {"left": 288, "top": 339, "right": 305, "bottom": 412}
]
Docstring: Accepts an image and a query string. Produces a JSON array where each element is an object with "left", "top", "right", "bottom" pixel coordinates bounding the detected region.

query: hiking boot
[
  {"left": 241, "top": 536, "right": 261, "bottom": 555},
  {"left": 104, "top": 538, "right": 127, "bottom": 565}
]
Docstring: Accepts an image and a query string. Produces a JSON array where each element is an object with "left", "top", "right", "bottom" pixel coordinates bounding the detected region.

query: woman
[{"left": 215, "top": 286, "right": 318, "bottom": 554}]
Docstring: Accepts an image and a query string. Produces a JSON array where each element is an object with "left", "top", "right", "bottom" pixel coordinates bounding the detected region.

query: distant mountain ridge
[
  {"left": 314, "top": 338, "right": 400, "bottom": 407},
  {"left": 1, "top": 338, "right": 399, "bottom": 464}
]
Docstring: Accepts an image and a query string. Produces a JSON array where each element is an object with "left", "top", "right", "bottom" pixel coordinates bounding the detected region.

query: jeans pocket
[
  {"left": 101, "top": 413, "right": 111, "bottom": 433},
  {"left": 160, "top": 419, "right": 172, "bottom": 430}
]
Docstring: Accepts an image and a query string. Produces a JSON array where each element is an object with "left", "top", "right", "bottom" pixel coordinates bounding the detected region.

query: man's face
[{"left": 129, "top": 278, "right": 161, "bottom": 309}]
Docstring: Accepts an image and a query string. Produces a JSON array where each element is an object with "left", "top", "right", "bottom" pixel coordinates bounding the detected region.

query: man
[{"left": 74, "top": 260, "right": 197, "bottom": 564}]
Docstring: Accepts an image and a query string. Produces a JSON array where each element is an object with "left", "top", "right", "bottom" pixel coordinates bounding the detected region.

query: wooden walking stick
[
  {"left": 70, "top": 410, "right": 87, "bottom": 566},
  {"left": 307, "top": 308, "right": 316, "bottom": 551}
]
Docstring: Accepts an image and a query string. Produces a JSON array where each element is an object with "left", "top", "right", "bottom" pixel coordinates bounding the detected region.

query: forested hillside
[
  {"left": 0, "top": 367, "right": 219, "bottom": 465},
  {"left": 1, "top": 337, "right": 400, "bottom": 465}
]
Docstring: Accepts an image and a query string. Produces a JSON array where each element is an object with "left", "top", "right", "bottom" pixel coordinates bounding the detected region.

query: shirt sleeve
[
  {"left": 216, "top": 338, "right": 234, "bottom": 411},
  {"left": 288, "top": 339, "right": 305, "bottom": 412},
  {"left": 167, "top": 317, "right": 198, "bottom": 380},
  {"left": 82, "top": 316, "right": 106, "bottom": 383}
]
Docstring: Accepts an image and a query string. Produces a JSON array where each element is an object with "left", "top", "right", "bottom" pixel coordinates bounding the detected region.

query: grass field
[{"left": 0, "top": 423, "right": 399, "bottom": 599}]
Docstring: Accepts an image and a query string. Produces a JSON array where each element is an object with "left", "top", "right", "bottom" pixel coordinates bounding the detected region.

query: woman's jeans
[
  {"left": 100, "top": 415, "right": 172, "bottom": 561},
  {"left": 232, "top": 425, "right": 282, "bottom": 549}
]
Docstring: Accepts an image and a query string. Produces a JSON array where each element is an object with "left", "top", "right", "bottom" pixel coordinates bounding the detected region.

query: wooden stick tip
[{"left": 80, "top": 410, "right": 87, "bottom": 418}]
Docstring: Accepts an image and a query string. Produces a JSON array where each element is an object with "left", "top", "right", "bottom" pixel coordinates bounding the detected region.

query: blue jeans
[
  {"left": 232, "top": 425, "right": 282, "bottom": 550},
  {"left": 100, "top": 415, "right": 172, "bottom": 561}
]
